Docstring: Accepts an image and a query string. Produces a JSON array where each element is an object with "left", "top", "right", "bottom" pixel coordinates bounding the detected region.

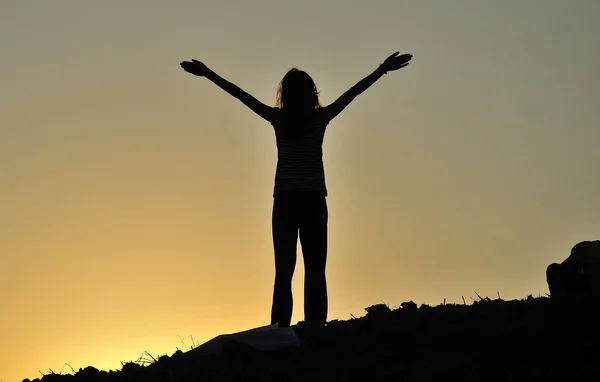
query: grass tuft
[{"left": 135, "top": 351, "right": 158, "bottom": 367}]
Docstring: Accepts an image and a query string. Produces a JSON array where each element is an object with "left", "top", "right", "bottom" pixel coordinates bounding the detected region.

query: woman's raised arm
[
  {"left": 323, "top": 52, "right": 412, "bottom": 121},
  {"left": 180, "top": 59, "right": 276, "bottom": 123}
]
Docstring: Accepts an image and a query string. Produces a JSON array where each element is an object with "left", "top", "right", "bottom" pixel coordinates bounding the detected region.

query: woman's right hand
[
  {"left": 180, "top": 59, "right": 209, "bottom": 76},
  {"left": 380, "top": 52, "right": 412, "bottom": 73}
]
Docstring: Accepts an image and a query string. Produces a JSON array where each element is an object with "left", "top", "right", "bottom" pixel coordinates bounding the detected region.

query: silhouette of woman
[{"left": 180, "top": 52, "right": 412, "bottom": 334}]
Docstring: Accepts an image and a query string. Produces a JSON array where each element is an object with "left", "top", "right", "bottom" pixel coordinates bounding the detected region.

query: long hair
[{"left": 276, "top": 68, "right": 321, "bottom": 139}]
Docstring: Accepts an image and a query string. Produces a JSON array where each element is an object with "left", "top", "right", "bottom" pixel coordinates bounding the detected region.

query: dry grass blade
[
  {"left": 39, "top": 368, "right": 56, "bottom": 377},
  {"left": 135, "top": 350, "right": 158, "bottom": 366},
  {"left": 178, "top": 335, "right": 188, "bottom": 350},
  {"left": 59, "top": 363, "right": 75, "bottom": 375},
  {"left": 145, "top": 351, "right": 157, "bottom": 362}
]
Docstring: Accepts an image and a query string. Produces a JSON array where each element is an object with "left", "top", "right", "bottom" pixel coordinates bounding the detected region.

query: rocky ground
[{"left": 25, "top": 295, "right": 600, "bottom": 382}]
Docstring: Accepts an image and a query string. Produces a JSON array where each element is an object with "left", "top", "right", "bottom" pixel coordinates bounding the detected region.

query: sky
[{"left": 1, "top": 0, "right": 599, "bottom": 380}]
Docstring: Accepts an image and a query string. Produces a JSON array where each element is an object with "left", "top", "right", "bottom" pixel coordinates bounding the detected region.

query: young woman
[{"left": 180, "top": 51, "right": 412, "bottom": 334}]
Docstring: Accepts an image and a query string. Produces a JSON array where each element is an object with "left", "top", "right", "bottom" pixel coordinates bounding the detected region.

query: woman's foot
[{"left": 293, "top": 321, "right": 327, "bottom": 350}]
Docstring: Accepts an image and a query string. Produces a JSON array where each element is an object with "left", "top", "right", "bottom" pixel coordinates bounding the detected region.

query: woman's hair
[
  {"left": 275, "top": 69, "right": 321, "bottom": 140},
  {"left": 276, "top": 68, "right": 321, "bottom": 111}
]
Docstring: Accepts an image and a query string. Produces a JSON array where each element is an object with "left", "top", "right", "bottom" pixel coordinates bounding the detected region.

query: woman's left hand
[{"left": 380, "top": 52, "right": 412, "bottom": 72}]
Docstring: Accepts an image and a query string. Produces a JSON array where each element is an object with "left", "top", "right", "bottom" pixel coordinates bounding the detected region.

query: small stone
[{"left": 401, "top": 301, "right": 418, "bottom": 311}]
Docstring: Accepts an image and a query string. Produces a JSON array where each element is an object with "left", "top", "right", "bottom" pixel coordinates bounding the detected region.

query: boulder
[
  {"left": 547, "top": 240, "right": 600, "bottom": 298},
  {"left": 184, "top": 323, "right": 300, "bottom": 356}
]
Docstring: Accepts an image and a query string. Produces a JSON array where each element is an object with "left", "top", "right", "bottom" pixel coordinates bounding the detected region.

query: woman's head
[{"left": 276, "top": 68, "right": 321, "bottom": 114}]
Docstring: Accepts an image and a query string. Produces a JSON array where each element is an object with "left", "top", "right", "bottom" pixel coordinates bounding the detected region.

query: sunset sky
[{"left": 2, "top": 1, "right": 600, "bottom": 380}]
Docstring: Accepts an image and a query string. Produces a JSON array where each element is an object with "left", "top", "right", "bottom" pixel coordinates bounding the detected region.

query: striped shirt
[{"left": 271, "top": 107, "right": 331, "bottom": 197}]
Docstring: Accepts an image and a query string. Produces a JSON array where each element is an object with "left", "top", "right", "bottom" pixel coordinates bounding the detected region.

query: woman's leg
[
  {"left": 270, "top": 193, "right": 299, "bottom": 327},
  {"left": 299, "top": 193, "right": 328, "bottom": 328}
]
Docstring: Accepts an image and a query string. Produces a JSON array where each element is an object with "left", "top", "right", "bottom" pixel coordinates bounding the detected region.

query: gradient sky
[{"left": 2, "top": 0, "right": 599, "bottom": 380}]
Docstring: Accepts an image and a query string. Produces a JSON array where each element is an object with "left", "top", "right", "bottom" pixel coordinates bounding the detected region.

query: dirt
[{"left": 25, "top": 295, "right": 600, "bottom": 382}]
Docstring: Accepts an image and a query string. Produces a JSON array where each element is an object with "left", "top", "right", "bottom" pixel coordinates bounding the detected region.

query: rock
[
  {"left": 121, "top": 362, "right": 142, "bottom": 373},
  {"left": 365, "top": 304, "right": 391, "bottom": 316},
  {"left": 547, "top": 240, "right": 600, "bottom": 299},
  {"left": 188, "top": 323, "right": 300, "bottom": 355},
  {"left": 401, "top": 301, "right": 418, "bottom": 311}
]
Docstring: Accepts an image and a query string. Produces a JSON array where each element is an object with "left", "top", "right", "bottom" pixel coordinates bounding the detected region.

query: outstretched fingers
[
  {"left": 398, "top": 53, "right": 413, "bottom": 63},
  {"left": 381, "top": 51, "right": 413, "bottom": 71},
  {"left": 180, "top": 59, "right": 208, "bottom": 76}
]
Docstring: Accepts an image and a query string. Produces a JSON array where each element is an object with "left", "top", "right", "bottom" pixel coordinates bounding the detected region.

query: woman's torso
[{"left": 271, "top": 108, "right": 331, "bottom": 197}]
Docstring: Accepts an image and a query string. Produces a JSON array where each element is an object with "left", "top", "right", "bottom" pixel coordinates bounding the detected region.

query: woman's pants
[{"left": 270, "top": 191, "right": 328, "bottom": 328}]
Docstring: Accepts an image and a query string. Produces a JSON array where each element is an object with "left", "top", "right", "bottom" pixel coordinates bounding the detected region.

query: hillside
[{"left": 25, "top": 295, "right": 600, "bottom": 382}]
